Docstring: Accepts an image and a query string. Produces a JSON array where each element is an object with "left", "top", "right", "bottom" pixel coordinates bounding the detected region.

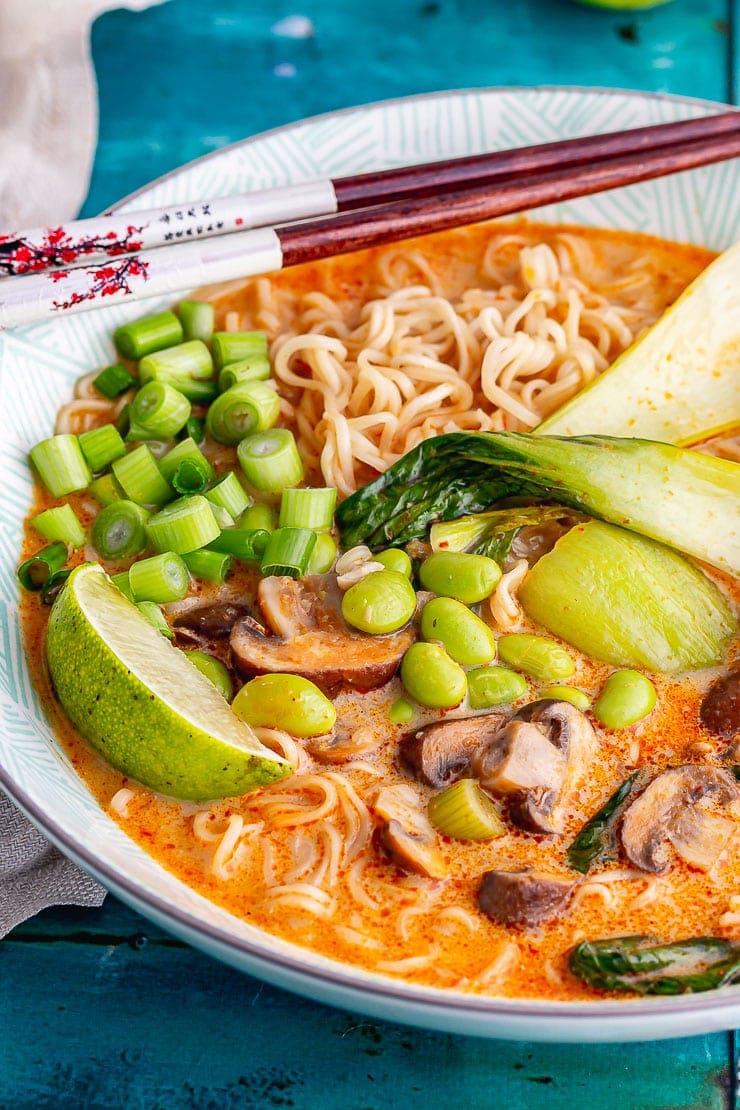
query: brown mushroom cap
[
  {"left": 230, "top": 575, "right": 414, "bottom": 694},
  {"left": 374, "top": 784, "right": 448, "bottom": 880},
  {"left": 620, "top": 764, "right": 738, "bottom": 874},
  {"left": 477, "top": 868, "right": 575, "bottom": 927},
  {"left": 700, "top": 665, "right": 740, "bottom": 741},
  {"left": 399, "top": 713, "right": 507, "bottom": 789},
  {"left": 470, "top": 700, "right": 595, "bottom": 833},
  {"left": 172, "top": 601, "right": 253, "bottom": 645},
  {"left": 305, "top": 725, "right": 380, "bottom": 764}
]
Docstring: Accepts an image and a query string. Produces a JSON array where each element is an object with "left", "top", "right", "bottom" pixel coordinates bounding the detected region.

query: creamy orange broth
[{"left": 20, "top": 221, "right": 738, "bottom": 1001}]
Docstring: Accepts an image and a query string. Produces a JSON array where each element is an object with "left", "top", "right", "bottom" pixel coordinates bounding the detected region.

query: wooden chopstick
[
  {"left": 1, "top": 112, "right": 736, "bottom": 279},
  {"left": 1, "top": 123, "right": 738, "bottom": 330}
]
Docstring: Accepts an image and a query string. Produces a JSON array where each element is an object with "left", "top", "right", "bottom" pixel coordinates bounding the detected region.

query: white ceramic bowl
[{"left": 1, "top": 87, "right": 738, "bottom": 1042}]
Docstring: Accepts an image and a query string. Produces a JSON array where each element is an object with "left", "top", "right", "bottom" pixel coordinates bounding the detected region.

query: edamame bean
[
  {"left": 498, "top": 634, "right": 575, "bottom": 681},
  {"left": 232, "top": 673, "right": 336, "bottom": 737},
  {"left": 388, "top": 697, "right": 416, "bottom": 725},
  {"left": 401, "top": 643, "right": 467, "bottom": 709},
  {"left": 593, "top": 670, "right": 656, "bottom": 729},
  {"left": 467, "top": 665, "right": 528, "bottom": 709},
  {"left": 341, "top": 570, "right": 416, "bottom": 634},
  {"left": 374, "top": 547, "right": 412, "bottom": 579},
  {"left": 537, "top": 685, "right": 591, "bottom": 711},
  {"left": 421, "top": 596, "right": 496, "bottom": 666},
  {"left": 419, "top": 551, "right": 502, "bottom": 604}
]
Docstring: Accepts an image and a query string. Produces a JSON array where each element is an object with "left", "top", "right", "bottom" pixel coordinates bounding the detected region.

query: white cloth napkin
[{"left": 0, "top": 0, "right": 164, "bottom": 936}]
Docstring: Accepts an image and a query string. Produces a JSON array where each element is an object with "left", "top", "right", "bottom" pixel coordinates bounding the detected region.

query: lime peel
[{"left": 46, "top": 563, "right": 290, "bottom": 800}]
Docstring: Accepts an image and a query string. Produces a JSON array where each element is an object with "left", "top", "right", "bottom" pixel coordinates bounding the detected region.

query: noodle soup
[{"left": 20, "top": 220, "right": 739, "bottom": 1001}]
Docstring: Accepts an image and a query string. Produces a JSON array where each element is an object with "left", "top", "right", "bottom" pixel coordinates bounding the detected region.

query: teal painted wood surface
[{"left": 3, "top": 1, "right": 739, "bottom": 1106}]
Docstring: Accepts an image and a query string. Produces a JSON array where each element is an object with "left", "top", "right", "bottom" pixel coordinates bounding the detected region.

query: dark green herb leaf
[
  {"left": 567, "top": 769, "right": 649, "bottom": 874},
  {"left": 569, "top": 935, "right": 740, "bottom": 994}
]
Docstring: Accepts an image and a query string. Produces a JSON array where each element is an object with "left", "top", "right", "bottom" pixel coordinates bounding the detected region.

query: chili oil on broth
[{"left": 19, "top": 220, "right": 738, "bottom": 1003}]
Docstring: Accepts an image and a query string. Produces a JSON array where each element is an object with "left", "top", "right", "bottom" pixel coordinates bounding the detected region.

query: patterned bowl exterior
[{"left": 1, "top": 88, "right": 738, "bottom": 1041}]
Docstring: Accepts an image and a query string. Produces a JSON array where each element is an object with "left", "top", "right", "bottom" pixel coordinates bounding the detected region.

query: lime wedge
[
  {"left": 46, "top": 563, "right": 290, "bottom": 800},
  {"left": 536, "top": 243, "right": 740, "bottom": 445}
]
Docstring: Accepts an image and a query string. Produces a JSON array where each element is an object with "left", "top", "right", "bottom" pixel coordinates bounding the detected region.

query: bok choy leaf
[{"left": 336, "top": 432, "right": 740, "bottom": 574}]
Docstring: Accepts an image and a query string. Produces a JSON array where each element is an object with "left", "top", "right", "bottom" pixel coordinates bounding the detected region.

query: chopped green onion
[
  {"left": 114, "top": 311, "right": 183, "bottom": 360},
  {"left": 177, "top": 300, "right": 215, "bottom": 343},
  {"left": 92, "top": 500, "right": 150, "bottom": 560},
  {"left": 184, "top": 650, "right": 233, "bottom": 700},
  {"left": 427, "top": 779, "right": 506, "bottom": 841},
  {"left": 17, "top": 542, "right": 67, "bottom": 591},
  {"left": 207, "top": 528, "right": 270, "bottom": 561},
  {"left": 279, "top": 487, "right": 337, "bottom": 531},
  {"left": 32, "top": 504, "right": 85, "bottom": 548},
  {"left": 260, "top": 526, "right": 316, "bottom": 578},
  {"left": 183, "top": 548, "right": 232, "bottom": 584},
  {"left": 306, "top": 531, "right": 337, "bottom": 574},
  {"left": 237, "top": 429, "right": 304, "bottom": 492},
  {"left": 166, "top": 378, "right": 218, "bottom": 404},
  {"left": 178, "top": 416, "right": 205, "bottom": 444},
  {"left": 158, "top": 437, "right": 215, "bottom": 495},
  {"left": 211, "top": 330, "right": 267, "bottom": 370},
  {"left": 127, "top": 381, "right": 191, "bottom": 442},
  {"left": 111, "top": 570, "right": 134, "bottom": 600},
  {"left": 93, "top": 363, "right": 136, "bottom": 399},
  {"left": 41, "top": 569, "right": 71, "bottom": 605},
  {"left": 138, "top": 339, "right": 213, "bottom": 385},
  {"left": 112, "top": 444, "right": 172, "bottom": 506},
  {"left": 146, "top": 495, "right": 220, "bottom": 554},
  {"left": 30, "top": 435, "right": 91, "bottom": 497},
  {"left": 209, "top": 504, "right": 234, "bottom": 529},
  {"left": 116, "top": 403, "right": 131, "bottom": 439},
  {"left": 204, "top": 472, "right": 251, "bottom": 518},
  {"left": 89, "top": 473, "right": 123, "bottom": 506},
  {"left": 78, "top": 424, "right": 126, "bottom": 472},
  {"left": 218, "top": 354, "right": 271, "bottom": 392},
  {"left": 205, "top": 381, "right": 280, "bottom": 445},
  {"left": 238, "top": 503, "right": 276, "bottom": 532},
  {"left": 128, "top": 551, "right": 189, "bottom": 603},
  {"left": 136, "top": 600, "right": 173, "bottom": 639}
]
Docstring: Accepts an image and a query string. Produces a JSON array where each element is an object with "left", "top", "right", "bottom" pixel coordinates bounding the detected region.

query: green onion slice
[
  {"left": 136, "top": 600, "right": 174, "bottom": 639},
  {"left": 17, "top": 542, "right": 67, "bottom": 591},
  {"left": 114, "top": 311, "right": 183, "bottom": 360},
  {"left": 128, "top": 551, "right": 189, "bottom": 603},
  {"left": 88, "top": 473, "right": 123, "bottom": 507},
  {"left": 205, "top": 381, "right": 280, "bottom": 445},
  {"left": 207, "top": 528, "right": 270, "bottom": 561},
  {"left": 182, "top": 549, "right": 232, "bottom": 585},
  {"left": 306, "top": 531, "right": 338, "bottom": 574},
  {"left": 93, "top": 363, "right": 136, "bottom": 399},
  {"left": 146, "top": 495, "right": 220, "bottom": 554},
  {"left": 427, "top": 779, "right": 506, "bottom": 841},
  {"left": 204, "top": 472, "right": 251, "bottom": 519},
  {"left": 184, "top": 650, "right": 233, "bottom": 700},
  {"left": 138, "top": 339, "right": 214, "bottom": 386},
  {"left": 111, "top": 570, "right": 134, "bottom": 600},
  {"left": 238, "top": 503, "right": 276, "bottom": 532},
  {"left": 112, "top": 445, "right": 172, "bottom": 506},
  {"left": 92, "top": 500, "right": 150, "bottom": 560},
  {"left": 78, "top": 424, "right": 127, "bottom": 472},
  {"left": 30, "top": 435, "right": 92, "bottom": 498},
  {"left": 260, "top": 527, "right": 316, "bottom": 578},
  {"left": 127, "top": 381, "right": 191, "bottom": 442},
  {"left": 218, "top": 354, "right": 271, "bottom": 392},
  {"left": 177, "top": 300, "right": 215, "bottom": 343},
  {"left": 279, "top": 487, "right": 337, "bottom": 531},
  {"left": 32, "top": 504, "right": 85, "bottom": 548},
  {"left": 237, "top": 429, "right": 304, "bottom": 492},
  {"left": 41, "top": 568, "right": 72, "bottom": 606},
  {"left": 211, "top": 330, "right": 267, "bottom": 370}
]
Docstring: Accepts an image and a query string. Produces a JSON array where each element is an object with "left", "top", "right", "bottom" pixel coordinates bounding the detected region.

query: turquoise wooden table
[{"left": 3, "top": 1, "right": 739, "bottom": 1105}]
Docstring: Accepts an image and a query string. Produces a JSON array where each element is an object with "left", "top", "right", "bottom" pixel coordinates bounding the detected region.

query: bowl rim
[{"left": 4, "top": 83, "right": 739, "bottom": 1036}]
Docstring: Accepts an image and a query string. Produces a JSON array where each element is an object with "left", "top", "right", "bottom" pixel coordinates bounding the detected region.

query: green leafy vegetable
[
  {"left": 519, "top": 520, "right": 734, "bottom": 672},
  {"left": 336, "top": 432, "right": 740, "bottom": 574},
  {"left": 569, "top": 936, "right": 740, "bottom": 995},
  {"left": 429, "top": 505, "right": 574, "bottom": 566},
  {"left": 567, "top": 770, "right": 648, "bottom": 874}
]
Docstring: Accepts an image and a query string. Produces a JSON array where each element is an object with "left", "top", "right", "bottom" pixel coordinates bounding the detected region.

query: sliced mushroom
[
  {"left": 374, "top": 784, "right": 447, "bottom": 879},
  {"left": 399, "top": 713, "right": 508, "bottom": 789},
  {"left": 173, "top": 600, "right": 252, "bottom": 643},
  {"left": 230, "top": 575, "right": 414, "bottom": 694},
  {"left": 477, "top": 868, "right": 575, "bottom": 927},
  {"left": 620, "top": 764, "right": 738, "bottom": 874},
  {"left": 700, "top": 666, "right": 740, "bottom": 740},
  {"left": 470, "top": 700, "right": 595, "bottom": 833},
  {"left": 305, "top": 725, "right": 380, "bottom": 764}
]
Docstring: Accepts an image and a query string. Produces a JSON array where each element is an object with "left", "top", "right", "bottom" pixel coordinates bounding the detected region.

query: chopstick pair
[{"left": 1, "top": 112, "right": 738, "bottom": 330}]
